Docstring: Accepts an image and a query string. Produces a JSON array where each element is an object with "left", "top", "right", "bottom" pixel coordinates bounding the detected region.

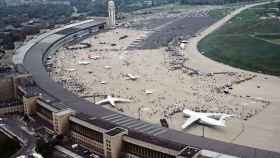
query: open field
[
  {"left": 208, "top": 7, "right": 238, "bottom": 19},
  {"left": 199, "top": 2, "right": 280, "bottom": 76},
  {"left": 255, "top": 34, "right": 280, "bottom": 45},
  {"left": 126, "top": 4, "right": 242, "bottom": 49},
  {"left": 131, "top": 3, "right": 196, "bottom": 14},
  {"left": 125, "top": 4, "right": 220, "bottom": 31},
  {"left": 137, "top": 16, "right": 216, "bottom": 49}
]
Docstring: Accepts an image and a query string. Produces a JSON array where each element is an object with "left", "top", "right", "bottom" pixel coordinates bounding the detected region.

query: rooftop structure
[{"left": 107, "top": 0, "right": 116, "bottom": 28}]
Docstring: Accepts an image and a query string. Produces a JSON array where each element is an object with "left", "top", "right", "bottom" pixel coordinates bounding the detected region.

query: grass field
[
  {"left": 208, "top": 4, "right": 241, "bottom": 20},
  {"left": 254, "top": 34, "right": 280, "bottom": 45},
  {"left": 199, "top": 2, "right": 280, "bottom": 76},
  {"left": 131, "top": 3, "right": 212, "bottom": 15},
  {"left": 0, "top": 132, "right": 20, "bottom": 158}
]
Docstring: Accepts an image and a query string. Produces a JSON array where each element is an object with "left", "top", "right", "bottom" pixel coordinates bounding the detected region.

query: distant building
[
  {"left": 143, "top": 0, "right": 153, "bottom": 7},
  {"left": 3, "top": 0, "right": 70, "bottom": 7},
  {"left": 42, "top": 0, "right": 70, "bottom": 6},
  {"left": 4, "top": 0, "right": 36, "bottom": 7},
  {"left": 0, "top": 70, "right": 26, "bottom": 116},
  {"left": 4, "top": 0, "right": 22, "bottom": 7},
  {"left": 0, "top": 0, "right": 7, "bottom": 7},
  {"left": 180, "top": 0, "right": 225, "bottom": 4},
  {"left": 107, "top": 0, "right": 116, "bottom": 28}
]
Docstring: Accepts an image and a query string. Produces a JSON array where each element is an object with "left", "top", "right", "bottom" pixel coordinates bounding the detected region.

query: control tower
[{"left": 107, "top": 0, "right": 116, "bottom": 28}]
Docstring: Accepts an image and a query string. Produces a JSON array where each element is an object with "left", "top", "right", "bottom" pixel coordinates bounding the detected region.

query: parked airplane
[
  {"left": 78, "top": 61, "right": 91, "bottom": 65},
  {"left": 95, "top": 95, "right": 131, "bottom": 106},
  {"left": 88, "top": 55, "right": 100, "bottom": 60},
  {"left": 144, "top": 89, "right": 153, "bottom": 94},
  {"left": 125, "top": 73, "right": 139, "bottom": 80},
  {"left": 182, "top": 109, "right": 234, "bottom": 129},
  {"left": 104, "top": 66, "right": 112, "bottom": 69},
  {"left": 100, "top": 81, "right": 107, "bottom": 84},
  {"left": 65, "top": 68, "right": 76, "bottom": 72}
]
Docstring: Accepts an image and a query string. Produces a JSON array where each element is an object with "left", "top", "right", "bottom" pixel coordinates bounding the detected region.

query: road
[{"left": 0, "top": 117, "right": 37, "bottom": 158}]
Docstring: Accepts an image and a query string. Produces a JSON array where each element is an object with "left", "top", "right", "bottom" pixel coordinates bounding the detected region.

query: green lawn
[
  {"left": 208, "top": 6, "right": 240, "bottom": 20},
  {"left": 199, "top": 2, "right": 280, "bottom": 76},
  {"left": 254, "top": 34, "right": 280, "bottom": 45},
  {"left": 132, "top": 3, "right": 200, "bottom": 15}
]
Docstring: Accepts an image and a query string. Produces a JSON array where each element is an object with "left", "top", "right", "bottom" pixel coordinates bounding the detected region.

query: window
[
  {"left": 123, "top": 142, "right": 175, "bottom": 158},
  {"left": 69, "top": 121, "right": 104, "bottom": 143}
]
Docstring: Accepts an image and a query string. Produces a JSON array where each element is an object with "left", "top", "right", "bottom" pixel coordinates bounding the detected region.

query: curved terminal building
[{"left": 4, "top": 18, "right": 279, "bottom": 158}]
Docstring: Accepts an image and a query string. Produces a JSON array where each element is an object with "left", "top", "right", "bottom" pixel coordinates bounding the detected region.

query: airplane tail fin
[
  {"left": 220, "top": 120, "right": 226, "bottom": 127},
  {"left": 219, "top": 114, "right": 234, "bottom": 126},
  {"left": 183, "top": 109, "right": 195, "bottom": 115}
]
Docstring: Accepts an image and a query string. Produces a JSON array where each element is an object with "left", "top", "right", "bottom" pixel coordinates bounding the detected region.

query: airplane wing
[
  {"left": 200, "top": 112, "right": 234, "bottom": 117},
  {"left": 200, "top": 112, "right": 221, "bottom": 117},
  {"left": 115, "top": 98, "right": 131, "bottom": 102},
  {"left": 181, "top": 116, "right": 199, "bottom": 129},
  {"left": 109, "top": 100, "right": 116, "bottom": 106},
  {"left": 220, "top": 114, "right": 234, "bottom": 120},
  {"left": 95, "top": 99, "right": 108, "bottom": 105}
]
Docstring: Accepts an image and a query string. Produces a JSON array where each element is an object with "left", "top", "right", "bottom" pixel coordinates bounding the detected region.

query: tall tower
[{"left": 107, "top": 0, "right": 116, "bottom": 28}]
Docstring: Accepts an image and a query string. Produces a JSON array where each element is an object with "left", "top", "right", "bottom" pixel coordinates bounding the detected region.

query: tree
[{"left": 35, "top": 138, "right": 54, "bottom": 158}]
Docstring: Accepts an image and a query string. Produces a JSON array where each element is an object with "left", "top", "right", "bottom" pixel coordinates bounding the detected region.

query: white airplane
[
  {"left": 95, "top": 95, "right": 131, "bottom": 106},
  {"left": 182, "top": 109, "right": 234, "bottom": 129},
  {"left": 65, "top": 68, "right": 76, "bottom": 72},
  {"left": 125, "top": 73, "right": 139, "bottom": 80},
  {"left": 104, "top": 66, "right": 112, "bottom": 69},
  {"left": 144, "top": 89, "right": 153, "bottom": 94},
  {"left": 100, "top": 81, "right": 107, "bottom": 84},
  {"left": 78, "top": 61, "right": 90, "bottom": 65},
  {"left": 88, "top": 55, "right": 100, "bottom": 60}
]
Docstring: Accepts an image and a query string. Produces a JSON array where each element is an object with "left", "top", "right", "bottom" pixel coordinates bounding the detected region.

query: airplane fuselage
[
  {"left": 184, "top": 113, "right": 225, "bottom": 127},
  {"left": 182, "top": 109, "right": 229, "bottom": 128}
]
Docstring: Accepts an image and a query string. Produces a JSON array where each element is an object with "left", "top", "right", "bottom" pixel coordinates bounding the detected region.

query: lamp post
[
  {"left": 138, "top": 106, "right": 143, "bottom": 120},
  {"left": 202, "top": 125, "right": 205, "bottom": 138},
  {"left": 138, "top": 106, "right": 150, "bottom": 120}
]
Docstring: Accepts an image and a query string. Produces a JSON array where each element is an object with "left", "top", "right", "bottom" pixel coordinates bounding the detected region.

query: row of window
[
  {"left": 53, "top": 118, "right": 59, "bottom": 132},
  {"left": 37, "top": 104, "right": 53, "bottom": 121},
  {"left": 16, "top": 87, "right": 25, "bottom": 101},
  {"left": 106, "top": 144, "right": 111, "bottom": 152},
  {"left": 106, "top": 139, "right": 111, "bottom": 152},
  {"left": 71, "top": 131, "right": 104, "bottom": 155},
  {"left": 70, "top": 121, "right": 104, "bottom": 143},
  {"left": 106, "top": 151, "right": 112, "bottom": 158},
  {"left": 0, "top": 108, "right": 23, "bottom": 115},
  {"left": 125, "top": 153, "right": 142, "bottom": 158},
  {"left": 123, "top": 142, "right": 176, "bottom": 158}
]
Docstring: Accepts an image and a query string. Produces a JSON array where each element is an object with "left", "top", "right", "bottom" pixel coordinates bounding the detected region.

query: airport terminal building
[{"left": 0, "top": 19, "right": 279, "bottom": 158}]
